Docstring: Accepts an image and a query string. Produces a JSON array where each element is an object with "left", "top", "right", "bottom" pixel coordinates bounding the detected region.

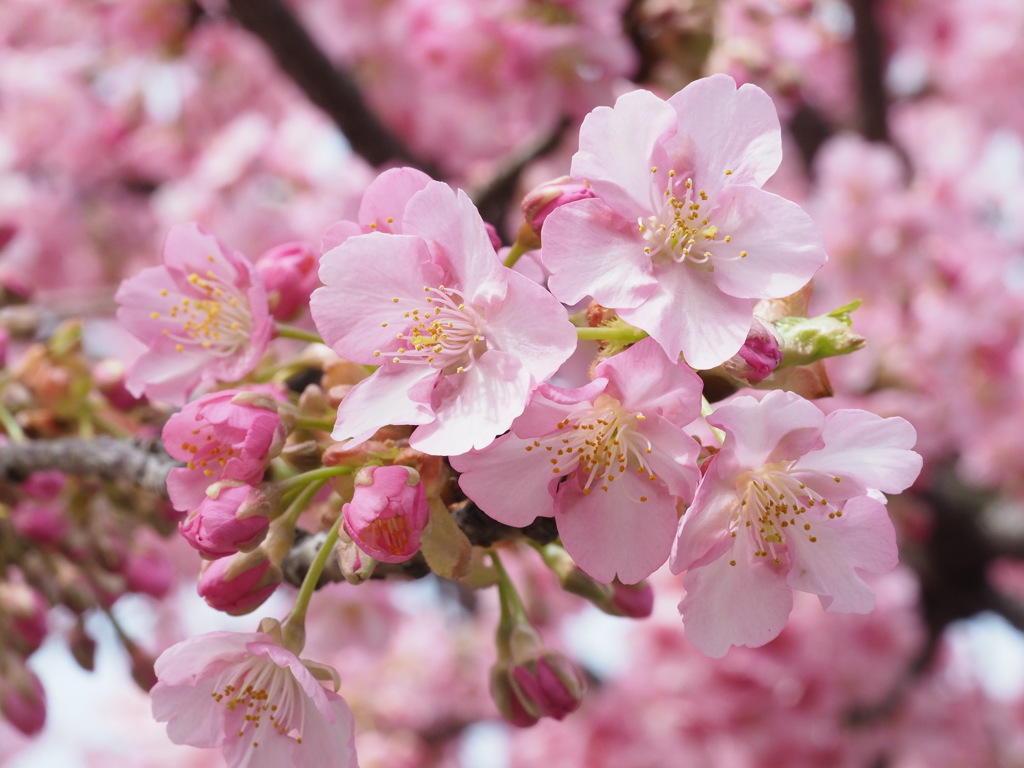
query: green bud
[{"left": 773, "top": 300, "right": 865, "bottom": 367}]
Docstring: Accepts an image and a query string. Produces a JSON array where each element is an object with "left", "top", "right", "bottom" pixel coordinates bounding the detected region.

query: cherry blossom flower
[
  {"left": 151, "top": 626, "right": 358, "bottom": 768},
  {"left": 311, "top": 177, "right": 576, "bottom": 456},
  {"left": 454, "top": 338, "right": 702, "bottom": 584},
  {"left": 540, "top": 74, "right": 827, "bottom": 368},
  {"left": 343, "top": 465, "right": 430, "bottom": 564},
  {"left": 670, "top": 389, "right": 922, "bottom": 657},
  {"left": 115, "top": 223, "right": 272, "bottom": 406},
  {"left": 162, "top": 388, "right": 287, "bottom": 514}
]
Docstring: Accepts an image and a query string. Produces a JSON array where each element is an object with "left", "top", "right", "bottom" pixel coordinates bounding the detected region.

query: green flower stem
[
  {"left": 278, "top": 465, "right": 353, "bottom": 497},
  {"left": 491, "top": 550, "right": 529, "bottom": 630},
  {"left": 575, "top": 326, "right": 649, "bottom": 343},
  {"left": 281, "top": 495, "right": 344, "bottom": 652},
  {"left": 282, "top": 475, "right": 330, "bottom": 527},
  {"left": 276, "top": 324, "right": 325, "bottom": 345},
  {"left": 502, "top": 240, "right": 532, "bottom": 269},
  {"left": 701, "top": 396, "right": 726, "bottom": 446},
  {"left": 295, "top": 417, "right": 337, "bottom": 432}
]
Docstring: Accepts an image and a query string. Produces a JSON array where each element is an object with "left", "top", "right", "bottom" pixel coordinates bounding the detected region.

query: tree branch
[
  {"left": 0, "top": 437, "right": 178, "bottom": 500},
  {"left": 849, "top": 0, "right": 891, "bottom": 143},
  {"left": 226, "top": 0, "right": 439, "bottom": 176}
]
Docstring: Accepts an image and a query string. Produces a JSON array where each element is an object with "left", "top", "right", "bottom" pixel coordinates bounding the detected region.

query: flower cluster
[{"left": 108, "top": 74, "right": 922, "bottom": 767}]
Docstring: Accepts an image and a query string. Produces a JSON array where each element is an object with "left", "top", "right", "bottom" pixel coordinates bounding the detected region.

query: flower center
[
  {"left": 526, "top": 393, "right": 658, "bottom": 501},
  {"left": 212, "top": 658, "right": 305, "bottom": 748},
  {"left": 154, "top": 270, "right": 252, "bottom": 356},
  {"left": 727, "top": 464, "right": 843, "bottom": 566},
  {"left": 376, "top": 285, "right": 486, "bottom": 374},
  {"left": 637, "top": 169, "right": 744, "bottom": 268}
]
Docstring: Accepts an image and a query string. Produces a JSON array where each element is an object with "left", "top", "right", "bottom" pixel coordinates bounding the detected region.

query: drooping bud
[
  {"left": 68, "top": 617, "right": 97, "bottom": 672},
  {"left": 0, "top": 582, "right": 48, "bottom": 655},
  {"left": 179, "top": 481, "right": 278, "bottom": 559},
  {"left": 604, "top": 579, "right": 655, "bottom": 619},
  {"left": 342, "top": 465, "right": 429, "bottom": 564},
  {"left": 197, "top": 549, "right": 282, "bottom": 616},
  {"left": 0, "top": 664, "right": 46, "bottom": 736}
]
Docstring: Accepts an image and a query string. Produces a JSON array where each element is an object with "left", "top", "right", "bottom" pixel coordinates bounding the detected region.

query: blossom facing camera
[
  {"left": 540, "top": 74, "right": 827, "bottom": 369},
  {"left": 454, "top": 338, "right": 703, "bottom": 584},
  {"left": 115, "top": 223, "right": 272, "bottom": 406},
  {"left": 343, "top": 465, "right": 429, "bottom": 564},
  {"left": 670, "top": 389, "right": 922, "bottom": 657},
  {"left": 311, "top": 175, "right": 576, "bottom": 456},
  {"left": 151, "top": 624, "right": 358, "bottom": 768}
]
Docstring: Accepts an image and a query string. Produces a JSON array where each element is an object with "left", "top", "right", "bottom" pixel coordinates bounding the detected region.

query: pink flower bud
[
  {"left": 342, "top": 465, "right": 429, "bottom": 564},
  {"left": 605, "top": 579, "right": 655, "bottom": 618},
  {"left": 11, "top": 500, "right": 69, "bottom": 544},
  {"left": 69, "top": 618, "right": 97, "bottom": 672},
  {"left": 521, "top": 176, "right": 596, "bottom": 241},
  {"left": 197, "top": 550, "right": 282, "bottom": 616},
  {"left": 721, "top": 317, "right": 784, "bottom": 385},
  {"left": 0, "top": 666, "right": 46, "bottom": 736},
  {"left": 179, "top": 481, "right": 276, "bottom": 559},
  {"left": 255, "top": 241, "right": 320, "bottom": 321},
  {"left": 492, "top": 651, "right": 587, "bottom": 727},
  {"left": 0, "top": 582, "right": 48, "bottom": 654},
  {"left": 122, "top": 541, "right": 177, "bottom": 599}
]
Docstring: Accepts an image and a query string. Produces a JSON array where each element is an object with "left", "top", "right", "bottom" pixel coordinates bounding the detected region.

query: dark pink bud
[
  {"left": 494, "top": 651, "right": 587, "bottom": 727},
  {"left": 342, "top": 465, "right": 429, "bottom": 564},
  {"left": 0, "top": 666, "right": 46, "bottom": 736},
  {"left": 722, "top": 317, "right": 783, "bottom": 385},
  {"left": 0, "top": 582, "right": 48, "bottom": 654},
  {"left": 197, "top": 550, "right": 281, "bottom": 616},
  {"left": 521, "top": 176, "right": 596, "bottom": 239},
  {"left": 93, "top": 358, "right": 147, "bottom": 410},
  {"left": 122, "top": 542, "right": 176, "bottom": 599},
  {"left": 179, "top": 481, "right": 276, "bottom": 559},
  {"left": 255, "top": 241, "right": 320, "bottom": 321},
  {"left": 482, "top": 222, "right": 503, "bottom": 252},
  {"left": 22, "top": 471, "right": 64, "bottom": 501},
  {"left": 11, "top": 500, "right": 69, "bottom": 544},
  {"left": 605, "top": 579, "right": 655, "bottom": 619}
]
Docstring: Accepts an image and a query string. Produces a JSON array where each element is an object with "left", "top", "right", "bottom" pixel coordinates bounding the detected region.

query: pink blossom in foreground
[
  {"left": 670, "top": 389, "right": 922, "bottom": 657},
  {"left": 541, "top": 74, "right": 827, "bottom": 368},
  {"left": 311, "top": 176, "right": 576, "bottom": 456},
  {"left": 162, "top": 389, "right": 287, "bottom": 514},
  {"left": 343, "top": 465, "right": 430, "bottom": 564},
  {"left": 115, "top": 223, "right": 272, "bottom": 406},
  {"left": 151, "top": 628, "right": 358, "bottom": 768},
  {"left": 254, "top": 241, "right": 321, "bottom": 321},
  {"left": 454, "top": 338, "right": 702, "bottom": 584}
]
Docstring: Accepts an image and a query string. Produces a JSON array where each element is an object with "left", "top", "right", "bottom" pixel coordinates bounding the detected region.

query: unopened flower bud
[
  {"left": 491, "top": 650, "right": 587, "bottom": 727},
  {"left": 68, "top": 617, "right": 97, "bottom": 672},
  {"left": 0, "top": 582, "right": 48, "bottom": 654},
  {"left": 0, "top": 664, "right": 46, "bottom": 736},
  {"left": 773, "top": 300, "right": 865, "bottom": 367},
  {"left": 255, "top": 241, "right": 320, "bottom": 321},
  {"left": 604, "top": 579, "right": 655, "bottom": 619},
  {"left": 197, "top": 549, "right": 282, "bottom": 616},
  {"left": 721, "top": 317, "right": 784, "bottom": 385},
  {"left": 180, "top": 481, "right": 277, "bottom": 559},
  {"left": 343, "top": 465, "right": 429, "bottom": 564},
  {"left": 520, "top": 176, "right": 596, "bottom": 246},
  {"left": 93, "top": 358, "right": 147, "bottom": 410}
]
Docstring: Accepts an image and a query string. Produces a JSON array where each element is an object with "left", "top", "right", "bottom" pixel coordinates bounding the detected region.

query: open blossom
[
  {"left": 343, "top": 465, "right": 430, "bottom": 564},
  {"left": 162, "top": 388, "right": 287, "bottom": 514},
  {"left": 670, "top": 389, "right": 922, "bottom": 657},
  {"left": 151, "top": 626, "right": 358, "bottom": 768},
  {"left": 311, "top": 175, "right": 576, "bottom": 456},
  {"left": 540, "top": 74, "right": 827, "bottom": 368},
  {"left": 454, "top": 338, "right": 702, "bottom": 584},
  {"left": 115, "top": 223, "right": 272, "bottom": 406}
]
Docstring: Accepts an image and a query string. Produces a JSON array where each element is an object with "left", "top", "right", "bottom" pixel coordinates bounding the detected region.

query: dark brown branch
[
  {"left": 0, "top": 437, "right": 178, "bottom": 499},
  {"left": 849, "top": 0, "right": 891, "bottom": 143},
  {"left": 472, "top": 117, "right": 572, "bottom": 238},
  {"left": 226, "top": 0, "right": 439, "bottom": 175}
]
